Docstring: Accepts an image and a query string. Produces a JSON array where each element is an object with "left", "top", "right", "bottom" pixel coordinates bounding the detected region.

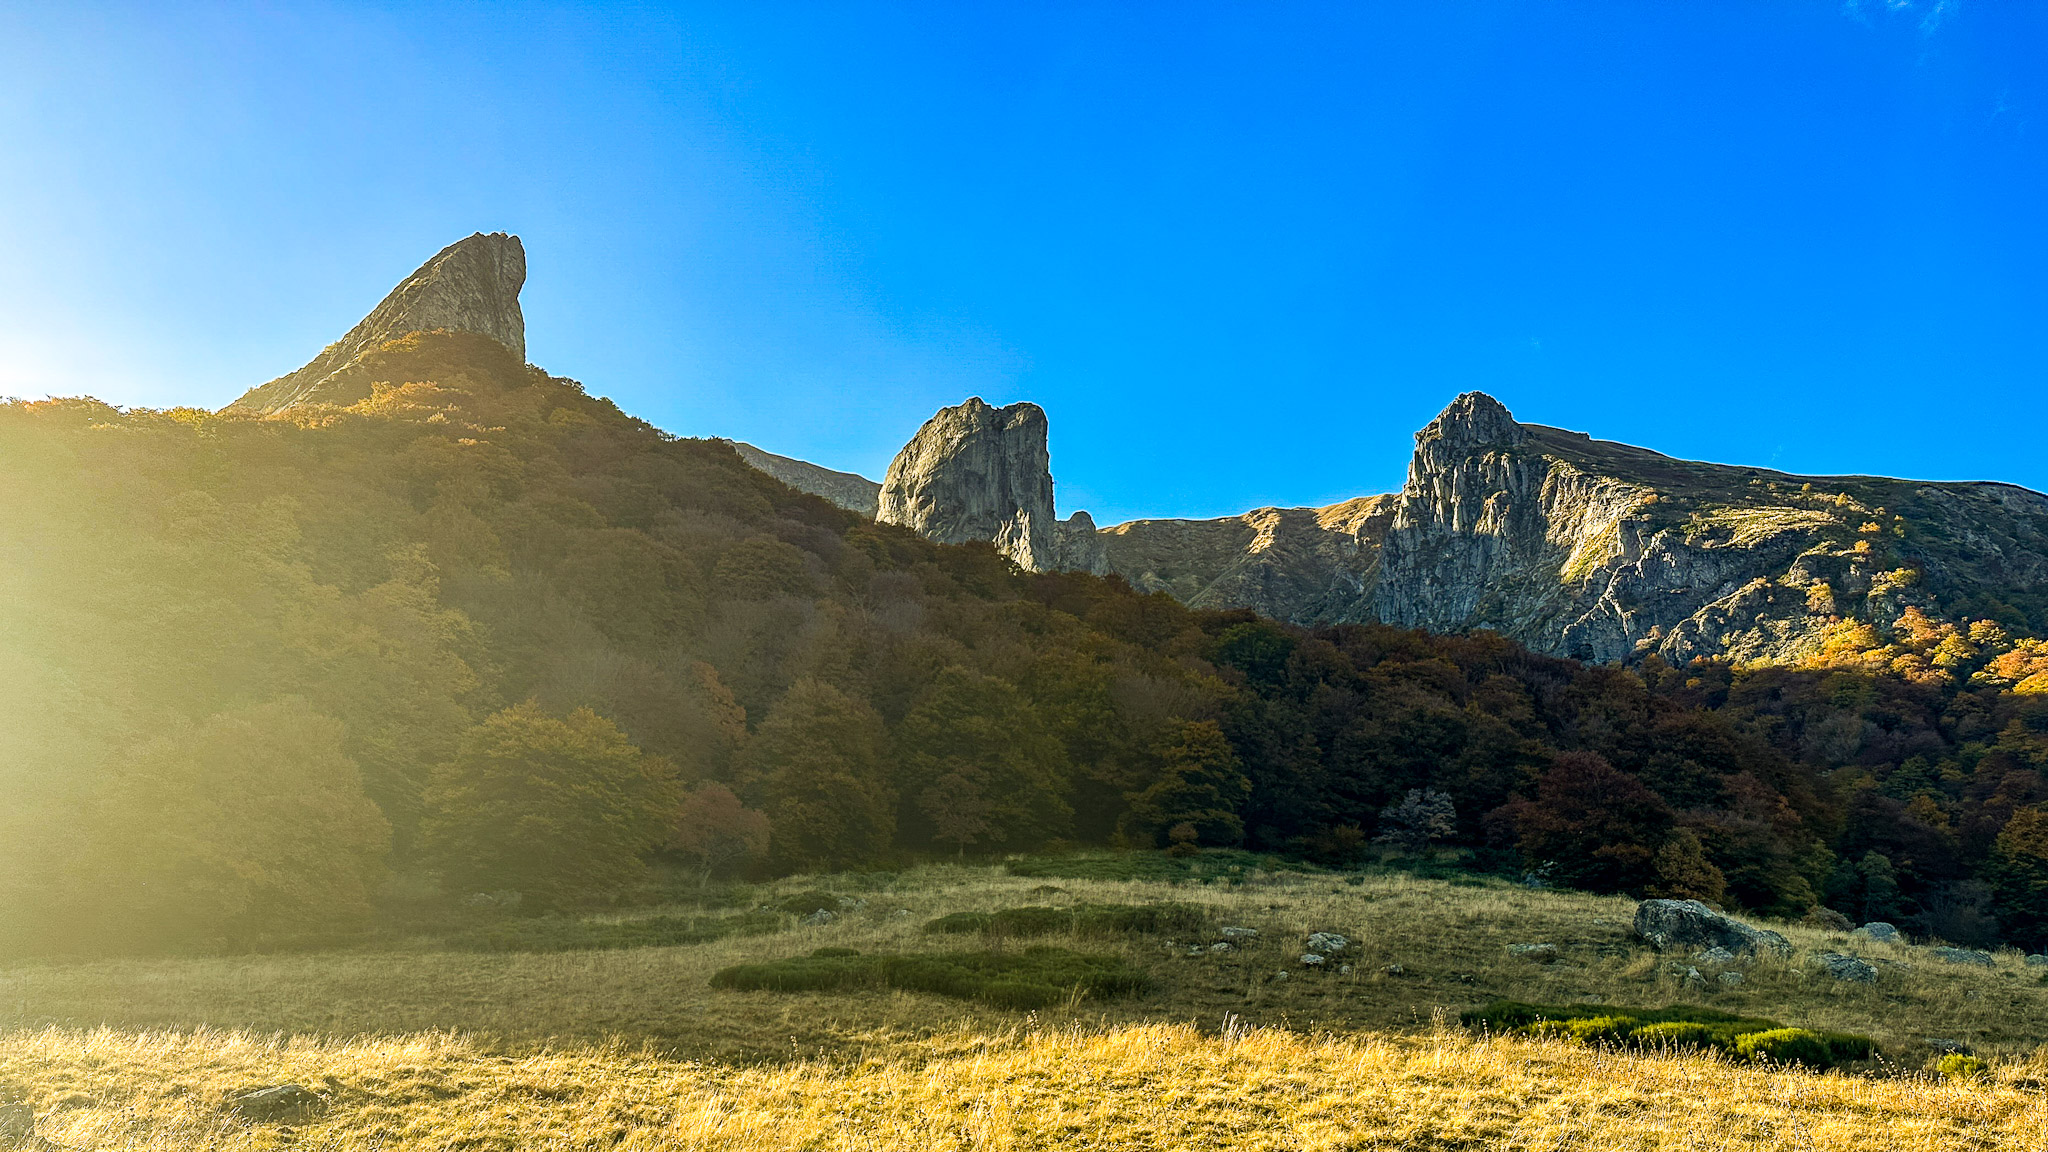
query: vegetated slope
[{"left": 6, "top": 330, "right": 2048, "bottom": 957}]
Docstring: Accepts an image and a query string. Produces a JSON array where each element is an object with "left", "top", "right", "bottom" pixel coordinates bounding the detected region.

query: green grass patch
[
  {"left": 440, "top": 911, "right": 783, "bottom": 954},
  {"left": 923, "top": 903, "right": 1206, "bottom": 939},
  {"left": 1463, "top": 1000, "right": 1876, "bottom": 1070},
  {"left": 1006, "top": 850, "right": 1317, "bottom": 884},
  {"left": 711, "top": 946, "right": 1150, "bottom": 1010}
]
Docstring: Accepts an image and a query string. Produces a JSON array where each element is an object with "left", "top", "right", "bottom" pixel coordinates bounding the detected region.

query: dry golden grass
[
  {"left": 3, "top": 859, "right": 2046, "bottom": 1148},
  {"left": 1, "top": 1020, "right": 2042, "bottom": 1151}
]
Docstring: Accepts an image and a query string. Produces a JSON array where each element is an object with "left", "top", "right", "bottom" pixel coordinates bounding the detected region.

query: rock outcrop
[
  {"left": 1633, "top": 899, "right": 1791, "bottom": 957},
  {"left": 229, "top": 232, "right": 527, "bottom": 413},
  {"left": 742, "top": 387, "right": 2048, "bottom": 664},
  {"left": 877, "top": 398, "right": 1056, "bottom": 572},
  {"left": 725, "top": 440, "right": 882, "bottom": 518}
]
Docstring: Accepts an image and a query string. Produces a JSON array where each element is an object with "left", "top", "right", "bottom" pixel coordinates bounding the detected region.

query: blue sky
[{"left": 1, "top": 2, "right": 2041, "bottom": 524}]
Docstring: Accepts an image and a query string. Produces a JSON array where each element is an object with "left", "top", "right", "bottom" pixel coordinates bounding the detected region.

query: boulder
[
  {"left": 1299, "top": 952, "right": 1326, "bottom": 967},
  {"left": 1850, "top": 922, "right": 1901, "bottom": 944},
  {"left": 1932, "top": 947, "right": 1995, "bottom": 968},
  {"left": 1306, "top": 932, "right": 1349, "bottom": 954},
  {"left": 1506, "top": 943, "right": 1560, "bottom": 963},
  {"left": 228, "top": 1084, "right": 324, "bottom": 1123},
  {"left": 1633, "top": 900, "right": 1791, "bottom": 958},
  {"left": 2026, "top": 954, "right": 2048, "bottom": 967},
  {"left": 1814, "top": 952, "right": 1878, "bottom": 984},
  {"left": 1692, "top": 946, "right": 1737, "bottom": 965}
]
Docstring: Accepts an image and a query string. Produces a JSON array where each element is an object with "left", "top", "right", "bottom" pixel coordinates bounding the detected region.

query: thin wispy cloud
[{"left": 1841, "top": 0, "right": 1958, "bottom": 35}]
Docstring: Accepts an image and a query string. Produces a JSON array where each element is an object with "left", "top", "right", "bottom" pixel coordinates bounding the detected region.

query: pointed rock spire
[
  {"left": 878, "top": 397, "right": 1057, "bottom": 572},
  {"left": 229, "top": 232, "right": 526, "bottom": 413}
]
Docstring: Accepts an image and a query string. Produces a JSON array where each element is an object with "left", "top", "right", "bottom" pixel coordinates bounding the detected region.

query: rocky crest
[
  {"left": 229, "top": 233, "right": 527, "bottom": 413},
  {"left": 725, "top": 441, "right": 882, "bottom": 518},
  {"left": 754, "top": 389, "right": 2048, "bottom": 664},
  {"left": 877, "top": 398, "right": 1057, "bottom": 572}
]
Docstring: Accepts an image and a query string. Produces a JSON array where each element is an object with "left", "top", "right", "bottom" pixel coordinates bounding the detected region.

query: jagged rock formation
[
  {"left": 724, "top": 440, "right": 882, "bottom": 518},
  {"left": 877, "top": 398, "right": 1056, "bottom": 572},
  {"left": 1369, "top": 392, "right": 2048, "bottom": 662},
  {"left": 1089, "top": 498, "right": 1396, "bottom": 623},
  {"left": 229, "top": 233, "right": 526, "bottom": 413},
  {"left": 1057, "top": 391, "right": 2048, "bottom": 662},
  {"left": 743, "top": 387, "right": 2048, "bottom": 663}
]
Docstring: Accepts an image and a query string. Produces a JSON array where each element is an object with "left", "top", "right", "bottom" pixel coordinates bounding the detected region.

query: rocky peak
[
  {"left": 228, "top": 232, "right": 527, "bottom": 413},
  {"left": 878, "top": 397, "right": 1056, "bottom": 572},
  {"left": 1406, "top": 391, "right": 1526, "bottom": 480}
]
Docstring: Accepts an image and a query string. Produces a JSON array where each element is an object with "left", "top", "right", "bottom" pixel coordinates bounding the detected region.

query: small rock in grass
[
  {"left": 1693, "top": 946, "right": 1737, "bottom": 964},
  {"left": 1717, "top": 971, "right": 1745, "bottom": 986},
  {"left": 1507, "top": 943, "right": 1560, "bottom": 963},
  {"left": 1382, "top": 963, "right": 1406, "bottom": 976},
  {"left": 1814, "top": 952, "right": 1878, "bottom": 984},
  {"left": 1680, "top": 966, "right": 1707, "bottom": 989},
  {"left": 891, "top": 908, "right": 913, "bottom": 918},
  {"left": 1300, "top": 953, "right": 1326, "bottom": 967},
  {"left": 1219, "top": 926, "right": 1259, "bottom": 940},
  {"left": 228, "top": 1084, "right": 324, "bottom": 1123},
  {"left": 800, "top": 909, "right": 836, "bottom": 927},
  {"left": 1924, "top": 1038, "right": 1973, "bottom": 1055},
  {"left": 1850, "top": 922, "right": 1901, "bottom": 944},
  {"left": 1932, "top": 947, "right": 1995, "bottom": 968},
  {"left": 1306, "top": 932, "right": 1349, "bottom": 954},
  {"left": 2026, "top": 955, "right": 2048, "bottom": 968},
  {"left": 1209, "top": 942, "right": 1232, "bottom": 953},
  {"left": 1338, "top": 964, "right": 1353, "bottom": 974}
]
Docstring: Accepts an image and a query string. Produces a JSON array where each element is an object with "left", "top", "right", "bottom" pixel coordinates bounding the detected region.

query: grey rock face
[
  {"left": 1633, "top": 899, "right": 1792, "bottom": 958},
  {"left": 229, "top": 1084, "right": 325, "bottom": 1123},
  {"left": 726, "top": 441, "right": 883, "bottom": 518},
  {"left": 1814, "top": 952, "right": 1879, "bottom": 983},
  {"left": 879, "top": 398, "right": 1056, "bottom": 572},
  {"left": 230, "top": 233, "right": 527, "bottom": 413},
  {"left": 1055, "top": 510, "right": 1111, "bottom": 575}
]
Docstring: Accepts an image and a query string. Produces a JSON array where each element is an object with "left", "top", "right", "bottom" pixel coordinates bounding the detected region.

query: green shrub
[
  {"left": 1630, "top": 1021, "right": 1717, "bottom": 1050},
  {"left": 711, "top": 946, "right": 1149, "bottom": 1009},
  {"left": 443, "top": 911, "right": 781, "bottom": 953},
  {"left": 923, "top": 903, "right": 1205, "bottom": 939},
  {"left": 1462, "top": 1001, "right": 1876, "bottom": 1071},
  {"left": 1936, "top": 1053, "right": 1989, "bottom": 1081},
  {"left": 1734, "top": 1029, "right": 1833, "bottom": 1068},
  {"left": 773, "top": 891, "right": 846, "bottom": 916},
  {"left": 1564, "top": 1016, "right": 1641, "bottom": 1045}
]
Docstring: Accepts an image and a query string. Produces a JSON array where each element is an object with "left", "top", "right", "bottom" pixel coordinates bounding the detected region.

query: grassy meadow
[{"left": 3, "top": 854, "right": 2047, "bottom": 1147}]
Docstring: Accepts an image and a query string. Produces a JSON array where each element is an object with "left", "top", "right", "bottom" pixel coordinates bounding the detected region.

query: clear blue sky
[{"left": 2, "top": 2, "right": 2041, "bottom": 524}]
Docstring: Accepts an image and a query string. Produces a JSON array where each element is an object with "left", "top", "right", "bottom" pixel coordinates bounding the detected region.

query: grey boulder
[
  {"left": 1850, "top": 922, "right": 1901, "bottom": 944},
  {"left": 1814, "top": 952, "right": 1878, "bottom": 984},
  {"left": 1634, "top": 900, "right": 1791, "bottom": 958},
  {"left": 1506, "top": 943, "right": 1560, "bottom": 963},
  {"left": 1931, "top": 947, "right": 1995, "bottom": 968},
  {"left": 228, "top": 1084, "right": 325, "bottom": 1123}
]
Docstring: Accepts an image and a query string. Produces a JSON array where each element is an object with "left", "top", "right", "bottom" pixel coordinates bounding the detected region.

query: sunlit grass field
[{"left": 3, "top": 857, "right": 2046, "bottom": 1147}]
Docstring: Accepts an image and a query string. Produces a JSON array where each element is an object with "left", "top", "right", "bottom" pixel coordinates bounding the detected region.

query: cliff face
[
  {"left": 877, "top": 398, "right": 1057, "bottom": 572},
  {"left": 228, "top": 233, "right": 527, "bottom": 413},
  {"left": 1370, "top": 392, "right": 2048, "bottom": 662}
]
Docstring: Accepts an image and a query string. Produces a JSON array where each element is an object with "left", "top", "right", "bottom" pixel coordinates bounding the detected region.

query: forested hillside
[{"left": 5, "top": 330, "right": 2047, "bottom": 956}]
